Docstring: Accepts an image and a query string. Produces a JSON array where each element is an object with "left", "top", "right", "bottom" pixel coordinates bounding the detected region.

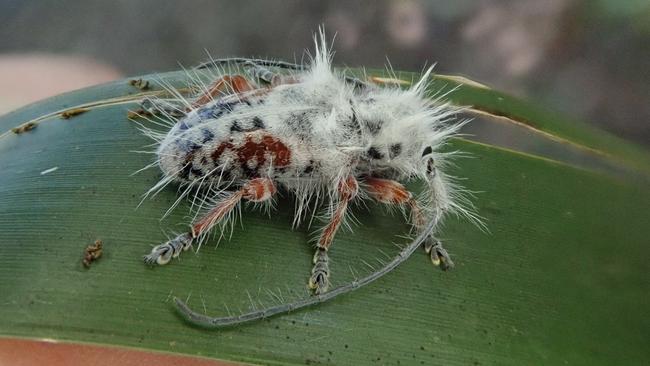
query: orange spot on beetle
[{"left": 211, "top": 133, "right": 291, "bottom": 171}]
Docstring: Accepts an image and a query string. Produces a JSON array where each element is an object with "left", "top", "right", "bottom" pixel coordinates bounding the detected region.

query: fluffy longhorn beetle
[{"left": 137, "top": 31, "right": 477, "bottom": 327}]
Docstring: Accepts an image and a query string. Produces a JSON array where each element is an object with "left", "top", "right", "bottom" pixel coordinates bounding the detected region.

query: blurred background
[{"left": 1, "top": 0, "right": 648, "bottom": 146}]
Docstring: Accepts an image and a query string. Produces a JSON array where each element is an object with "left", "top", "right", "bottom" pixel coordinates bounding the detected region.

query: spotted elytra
[{"left": 135, "top": 30, "right": 479, "bottom": 327}]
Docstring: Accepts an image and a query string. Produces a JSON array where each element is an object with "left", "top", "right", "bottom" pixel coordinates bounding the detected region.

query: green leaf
[{"left": 1, "top": 70, "right": 648, "bottom": 365}]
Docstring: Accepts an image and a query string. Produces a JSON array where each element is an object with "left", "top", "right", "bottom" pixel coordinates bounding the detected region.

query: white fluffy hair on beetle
[{"left": 133, "top": 28, "right": 480, "bottom": 328}]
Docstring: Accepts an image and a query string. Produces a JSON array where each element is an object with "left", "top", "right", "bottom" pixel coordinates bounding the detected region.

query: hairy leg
[
  {"left": 144, "top": 178, "right": 276, "bottom": 265},
  {"left": 171, "top": 177, "right": 450, "bottom": 328},
  {"left": 363, "top": 177, "right": 454, "bottom": 270},
  {"left": 136, "top": 74, "right": 258, "bottom": 119},
  {"left": 191, "top": 75, "right": 257, "bottom": 108},
  {"left": 309, "top": 176, "right": 359, "bottom": 294}
]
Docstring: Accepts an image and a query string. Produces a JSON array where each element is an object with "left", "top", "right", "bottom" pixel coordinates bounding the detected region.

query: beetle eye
[{"left": 421, "top": 146, "right": 433, "bottom": 157}]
